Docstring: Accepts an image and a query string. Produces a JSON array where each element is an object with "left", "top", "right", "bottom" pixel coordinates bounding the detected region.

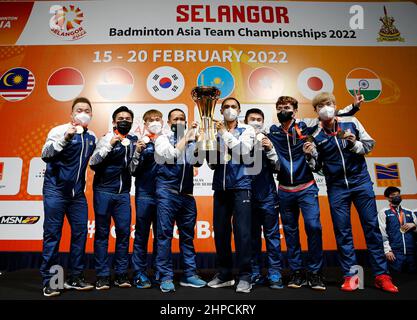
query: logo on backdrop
[
  {"left": 346, "top": 68, "right": 382, "bottom": 102},
  {"left": 0, "top": 216, "right": 40, "bottom": 225},
  {"left": 377, "top": 6, "right": 404, "bottom": 42},
  {"left": 47, "top": 67, "right": 84, "bottom": 101},
  {"left": 197, "top": 66, "right": 235, "bottom": 99},
  {"left": 96, "top": 67, "right": 134, "bottom": 101},
  {"left": 248, "top": 66, "right": 284, "bottom": 101},
  {"left": 297, "top": 67, "right": 334, "bottom": 100},
  {"left": 375, "top": 163, "right": 401, "bottom": 187},
  {"left": 366, "top": 157, "right": 417, "bottom": 195},
  {"left": 0, "top": 67, "right": 35, "bottom": 102},
  {"left": 146, "top": 66, "right": 185, "bottom": 101},
  {"left": 49, "top": 4, "right": 87, "bottom": 41}
]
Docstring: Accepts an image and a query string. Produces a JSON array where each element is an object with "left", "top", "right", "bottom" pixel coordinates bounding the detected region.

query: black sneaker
[
  {"left": 95, "top": 276, "right": 111, "bottom": 290},
  {"left": 287, "top": 270, "right": 307, "bottom": 289},
  {"left": 43, "top": 284, "right": 61, "bottom": 297},
  {"left": 308, "top": 272, "right": 326, "bottom": 291},
  {"left": 64, "top": 275, "right": 94, "bottom": 291},
  {"left": 114, "top": 273, "right": 131, "bottom": 288}
]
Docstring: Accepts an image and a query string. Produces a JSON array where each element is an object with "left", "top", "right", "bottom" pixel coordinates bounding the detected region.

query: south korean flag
[{"left": 146, "top": 66, "right": 185, "bottom": 101}]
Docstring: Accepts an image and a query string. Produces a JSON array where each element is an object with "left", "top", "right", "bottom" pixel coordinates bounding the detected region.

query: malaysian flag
[{"left": 0, "top": 67, "right": 35, "bottom": 102}]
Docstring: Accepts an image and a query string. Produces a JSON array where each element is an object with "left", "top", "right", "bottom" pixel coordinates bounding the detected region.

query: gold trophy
[{"left": 191, "top": 86, "right": 221, "bottom": 151}]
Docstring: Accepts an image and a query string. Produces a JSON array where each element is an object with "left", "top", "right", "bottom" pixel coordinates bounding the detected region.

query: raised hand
[{"left": 353, "top": 88, "right": 365, "bottom": 107}]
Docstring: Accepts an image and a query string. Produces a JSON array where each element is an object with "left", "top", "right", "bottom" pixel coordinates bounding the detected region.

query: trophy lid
[{"left": 191, "top": 86, "right": 221, "bottom": 101}]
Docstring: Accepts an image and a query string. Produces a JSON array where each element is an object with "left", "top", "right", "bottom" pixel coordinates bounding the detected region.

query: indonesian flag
[
  {"left": 96, "top": 67, "right": 134, "bottom": 101},
  {"left": 346, "top": 68, "right": 382, "bottom": 102},
  {"left": 47, "top": 67, "right": 84, "bottom": 101}
]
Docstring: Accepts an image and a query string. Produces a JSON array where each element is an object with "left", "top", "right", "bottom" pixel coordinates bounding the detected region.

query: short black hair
[
  {"left": 384, "top": 186, "right": 401, "bottom": 198},
  {"left": 221, "top": 97, "right": 241, "bottom": 109},
  {"left": 72, "top": 97, "right": 92, "bottom": 111},
  {"left": 245, "top": 108, "right": 264, "bottom": 122},
  {"left": 112, "top": 106, "right": 134, "bottom": 121},
  {"left": 168, "top": 108, "right": 186, "bottom": 121}
]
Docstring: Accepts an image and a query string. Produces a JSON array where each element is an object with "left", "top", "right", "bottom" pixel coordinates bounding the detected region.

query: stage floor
[{"left": 0, "top": 268, "right": 416, "bottom": 300}]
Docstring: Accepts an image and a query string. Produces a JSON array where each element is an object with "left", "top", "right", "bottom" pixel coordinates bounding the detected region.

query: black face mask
[
  {"left": 116, "top": 120, "right": 132, "bottom": 135},
  {"left": 277, "top": 111, "right": 293, "bottom": 123},
  {"left": 171, "top": 123, "right": 186, "bottom": 136},
  {"left": 391, "top": 195, "right": 402, "bottom": 206}
]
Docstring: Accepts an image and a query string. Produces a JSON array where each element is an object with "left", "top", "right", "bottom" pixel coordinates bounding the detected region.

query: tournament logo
[
  {"left": 49, "top": 4, "right": 87, "bottom": 41},
  {"left": 346, "top": 68, "right": 382, "bottom": 102},
  {"left": 96, "top": 67, "right": 134, "bottom": 101},
  {"left": 146, "top": 66, "right": 185, "bottom": 101},
  {"left": 47, "top": 67, "right": 84, "bottom": 101},
  {"left": 248, "top": 67, "right": 284, "bottom": 101},
  {"left": 0, "top": 216, "right": 40, "bottom": 225},
  {"left": 197, "top": 66, "right": 235, "bottom": 99},
  {"left": 377, "top": 6, "right": 404, "bottom": 42},
  {"left": 297, "top": 67, "right": 333, "bottom": 100},
  {"left": 375, "top": 163, "right": 401, "bottom": 187},
  {"left": 0, "top": 67, "right": 35, "bottom": 102}
]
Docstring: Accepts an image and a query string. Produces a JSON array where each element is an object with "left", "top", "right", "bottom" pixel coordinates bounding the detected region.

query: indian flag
[{"left": 346, "top": 68, "right": 382, "bottom": 102}]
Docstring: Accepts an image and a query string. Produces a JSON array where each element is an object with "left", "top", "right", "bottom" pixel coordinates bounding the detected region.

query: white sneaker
[
  {"left": 235, "top": 280, "right": 252, "bottom": 293},
  {"left": 207, "top": 274, "right": 235, "bottom": 288}
]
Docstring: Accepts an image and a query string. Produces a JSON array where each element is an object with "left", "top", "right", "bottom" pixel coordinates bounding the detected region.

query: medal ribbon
[
  {"left": 114, "top": 129, "right": 127, "bottom": 139},
  {"left": 390, "top": 205, "right": 404, "bottom": 226},
  {"left": 283, "top": 121, "right": 307, "bottom": 140},
  {"left": 322, "top": 119, "right": 342, "bottom": 137}
]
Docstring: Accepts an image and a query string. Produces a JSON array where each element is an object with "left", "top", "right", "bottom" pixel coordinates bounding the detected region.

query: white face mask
[
  {"left": 74, "top": 112, "right": 91, "bottom": 127},
  {"left": 147, "top": 121, "right": 162, "bottom": 134},
  {"left": 318, "top": 105, "right": 335, "bottom": 121},
  {"left": 248, "top": 120, "right": 264, "bottom": 133},
  {"left": 223, "top": 108, "right": 238, "bottom": 122}
]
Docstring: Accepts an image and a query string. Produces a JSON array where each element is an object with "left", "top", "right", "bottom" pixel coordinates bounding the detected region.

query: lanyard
[
  {"left": 282, "top": 121, "right": 307, "bottom": 140},
  {"left": 294, "top": 124, "right": 307, "bottom": 140},
  {"left": 390, "top": 205, "right": 404, "bottom": 226},
  {"left": 322, "top": 120, "right": 342, "bottom": 137},
  {"left": 114, "top": 129, "right": 127, "bottom": 138}
]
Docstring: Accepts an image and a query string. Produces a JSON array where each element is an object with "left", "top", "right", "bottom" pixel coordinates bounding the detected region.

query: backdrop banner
[{"left": 0, "top": 0, "right": 416, "bottom": 254}]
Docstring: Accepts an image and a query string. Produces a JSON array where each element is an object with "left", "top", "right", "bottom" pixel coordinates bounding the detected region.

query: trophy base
[{"left": 197, "top": 140, "right": 216, "bottom": 152}]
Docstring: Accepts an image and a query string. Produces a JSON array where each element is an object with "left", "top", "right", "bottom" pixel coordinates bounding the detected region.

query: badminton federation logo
[{"left": 375, "top": 163, "right": 401, "bottom": 187}]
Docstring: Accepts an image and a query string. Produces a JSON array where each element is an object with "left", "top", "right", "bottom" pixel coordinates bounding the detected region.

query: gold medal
[
  {"left": 400, "top": 225, "right": 407, "bottom": 234},
  {"left": 142, "top": 136, "right": 150, "bottom": 144},
  {"left": 256, "top": 133, "right": 265, "bottom": 142},
  {"left": 76, "top": 125, "right": 84, "bottom": 134},
  {"left": 121, "top": 138, "right": 130, "bottom": 146},
  {"left": 336, "top": 129, "right": 346, "bottom": 139},
  {"left": 224, "top": 154, "right": 232, "bottom": 162},
  {"left": 304, "top": 135, "right": 315, "bottom": 143}
]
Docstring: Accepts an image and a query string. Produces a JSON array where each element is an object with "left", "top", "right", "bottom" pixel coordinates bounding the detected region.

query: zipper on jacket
[
  {"left": 334, "top": 136, "right": 349, "bottom": 188},
  {"left": 179, "top": 148, "right": 186, "bottom": 193},
  {"left": 118, "top": 144, "right": 128, "bottom": 194},
  {"left": 223, "top": 143, "right": 227, "bottom": 190},
  {"left": 402, "top": 232, "right": 406, "bottom": 255},
  {"left": 286, "top": 133, "right": 293, "bottom": 185},
  {"left": 73, "top": 133, "right": 84, "bottom": 197}
]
